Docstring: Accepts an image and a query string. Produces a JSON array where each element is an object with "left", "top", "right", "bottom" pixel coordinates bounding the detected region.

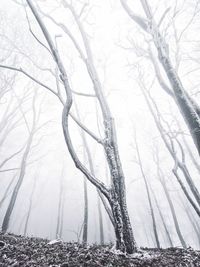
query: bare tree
[
  {"left": 138, "top": 77, "right": 200, "bottom": 218},
  {"left": 2, "top": 91, "right": 39, "bottom": 232},
  {"left": 120, "top": 0, "right": 200, "bottom": 156},
  {"left": 0, "top": 0, "right": 137, "bottom": 253}
]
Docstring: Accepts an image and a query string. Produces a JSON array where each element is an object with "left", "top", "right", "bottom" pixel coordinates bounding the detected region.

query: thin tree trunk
[
  {"left": 82, "top": 176, "right": 88, "bottom": 244},
  {"left": 56, "top": 169, "right": 65, "bottom": 238},
  {"left": 177, "top": 191, "right": 200, "bottom": 247},
  {"left": 134, "top": 135, "right": 160, "bottom": 248},
  {"left": 159, "top": 177, "right": 187, "bottom": 248},
  {"left": 97, "top": 196, "right": 104, "bottom": 245},
  {"left": 73, "top": 102, "right": 106, "bottom": 245},
  {"left": 0, "top": 174, "right": 16, "bottom": 209},
  {"left": 24, "top": 173, "right": 37, "bottom": 236},
  {"left": 150, "top": 185, "right": 173, "bottom": 247},
  {"left": 140, "top": 83, "right": 200, "bottom": 218},
  {"left": 184, "top": 204, "right": 200, "bottom": 247},
  {"left": 182, "top": 134, "right": 200, "bottom": 174},
  {"left": 171, "top": 116, "right": 200, "bottom": 175},
  {"left": 59, "top": 195, "right": 65, "bottom": 238}
]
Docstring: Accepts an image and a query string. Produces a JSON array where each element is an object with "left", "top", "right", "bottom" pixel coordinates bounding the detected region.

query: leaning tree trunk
[
  {"left": 159, "top": 176, "right": 187, "bottom": 248},
  {"left": 26, "top": 0, "right": 136, "bottom": 253},
  {"left": 150, "top": 185, "right": 173, "bottom": 247},
  {"left": 121, "top": 0, "right": 200, "bottom": 156},
  {"left": 183, "top": 201, "right": 200, "bottom": 246}
]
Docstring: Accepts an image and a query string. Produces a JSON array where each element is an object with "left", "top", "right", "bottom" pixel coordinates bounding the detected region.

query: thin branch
[
  {"left": 72, "top": 89, "right": 96, "bottom": 98},
  {"left": 25, "top": 7, "right": 52, "bottom": 55},
  {"left": 158, "top": 7, "right": 171, "bottom": 28},
  {"left": 0, "top": 64, "right": 59, "bottom": 99},
  {"left": 70, "top": 112, "right": 104, "bottom": 145},
  {"left": 0, "top": 168, "right": 19, "bottom": 173},
  {"left": 0, "top": 64, "right": 102, "bottom": 145},
  {"left": 37, "top": 7, "right": 86, "bottom": 60},
  {"left": 0, "top": 145, "right": 25, "bottom": 169}
]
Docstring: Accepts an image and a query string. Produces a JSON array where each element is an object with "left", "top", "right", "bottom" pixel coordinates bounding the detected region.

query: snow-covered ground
[{"left": 0, "top": 233, "right": 200, "bottom": 266}]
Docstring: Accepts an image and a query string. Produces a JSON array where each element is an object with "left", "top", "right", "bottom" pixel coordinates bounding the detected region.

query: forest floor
[{"left": 0, "top": 233, "right": 200, "bottom": 267}]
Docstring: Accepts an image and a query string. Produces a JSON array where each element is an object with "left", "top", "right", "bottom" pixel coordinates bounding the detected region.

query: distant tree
[
  {"left": 0, "top": 174, "right": 16, "bottom": 210},
  {"left": 73, "top": 102, "right": 105, "bottom": 246},
  {"left": 56, "top": 167, "right": 65, "bottom": 239},
  {"left": 177, "top": 190, "right": 200, "bottom": 247},
  {"left": 149, "top": 184, "right": 173, "bottom": 247},
  {"left": 133, "top": 133, "right": 160, "bottom": 248},
  {"left": 24, "top": 172, "right": 37, "bottom": 236},
  {"left": 138, "top": 77, "right": 200, "bottom": 218},
  {"left": 154, "top": 147, "right": 187, "bottom": 248},
  {"left": 0, "top": 89, "right": 30, "bottom": 174},
  {"left": 2, "top": 91, "right": 39, "bottom": 233}
]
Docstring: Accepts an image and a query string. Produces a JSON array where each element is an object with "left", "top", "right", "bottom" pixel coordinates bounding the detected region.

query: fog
[{"left": 0, "top": 0, "right": 200, "bottom": 251}]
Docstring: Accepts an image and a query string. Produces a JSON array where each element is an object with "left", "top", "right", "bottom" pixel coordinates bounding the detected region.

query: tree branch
[{"left": 26, "top": 0, "right": 109, "bottom": 199}]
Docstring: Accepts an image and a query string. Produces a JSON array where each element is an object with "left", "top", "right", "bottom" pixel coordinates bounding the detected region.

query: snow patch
[
  {"left": 47, "top": 238, "right": 63, "bottom": 245},
  {"left": 130, "top": 249, "right": 159, "bottom": 259}
]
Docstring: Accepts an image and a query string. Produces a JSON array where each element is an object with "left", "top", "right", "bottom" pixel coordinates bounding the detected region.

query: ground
[{"left": 0, "top": 233, "right": 200, "bottom": 266}]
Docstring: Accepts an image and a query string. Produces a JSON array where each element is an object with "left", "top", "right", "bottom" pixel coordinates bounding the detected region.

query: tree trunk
[
  {"left": 140, "top": 0, "right": 200, "bottom": 156},
  {"left": 140, "top": 84, "right": 200, "bottom": 218},
  {"left": 160, "top": 177, "right": 187, "bottom": 248},
  {"left": 97, "top": 196, "right": 104, "bottom": 245},
  {"left": 56, "top": 171, "right": 65, "bottom": 239},
  {"left": 0, "top": 174, "right": 16, "bottom": 209},
  {"left": 134, "top": 135, "right": 160, "bottom": 248},
  {"left": 26, "top": 0, "right": 137, "bottom": 253},
  {"left": 82, "top": 177, "right": 88, "bottom": 244},
  {"left": 24, "top": 173, "right": 37, "bottom": 236},
  {"left": 150, "top": 185, "right": 173, "bottom": 247}
]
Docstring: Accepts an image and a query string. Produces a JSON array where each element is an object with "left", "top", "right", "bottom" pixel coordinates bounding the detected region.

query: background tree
[{"left": 2, "top": 91, "right": 40, "bottom": 232}]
